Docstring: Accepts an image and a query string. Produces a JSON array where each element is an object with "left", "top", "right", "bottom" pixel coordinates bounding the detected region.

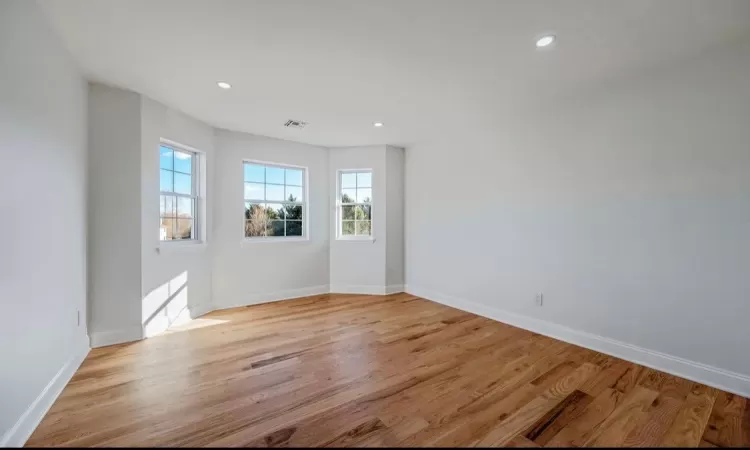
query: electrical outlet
[{"left": 535, "top": 293, "right": 544, "bottom": 306}]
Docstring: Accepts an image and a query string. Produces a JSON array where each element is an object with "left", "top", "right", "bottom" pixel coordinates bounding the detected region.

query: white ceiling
[{"left": 40, "top": 0, "right": 750, "bottom": 148}]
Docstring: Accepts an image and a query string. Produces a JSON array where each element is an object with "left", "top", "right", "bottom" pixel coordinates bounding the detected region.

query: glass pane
[
  {"left": 177, "top": 197, "right": 193, "bottom": 218},
  {"left": 266, "top": 184, "right": 285, "bottom": 201},
  {"left": 160, "top": 195, "right": 166, "bottom": 216},
  {"left": 285, "top": 185, "right": 303, "bottom": 202},
  {"left": 341, "top": 221, "right": 355, "bottom": 235},
  {"left": 159, "top": 146, "right": 173, "bottom": 170},
  {"left": 285, "top": 169, "right": 303, "bottom": 186},
  {"left": 265, "top": 203, "right": 285, "bottom": 220},
  {"left": 160, "top": 217, "right": 175, "bottom": 241},
  {"left": 174, "top": 172, "right": 192, "bottom": 195},
  {"left": 244, "top": 182, "right": 264, "bottom": 200},
  {"left": 357, "top": 188, "right": 372, "bottom": 203},
  {"left": 285, "top": 204, "right": 303, "bottom": 220},
  {"left": 266, "top": 167, "right": 284, "bottom": 184},
  {"left": 287, "top": 221, "right": 303, "bottom": 237},
  {"left": 245, "top": 202, "right": 261, "bottom": 219},
  {"left": 245, "top": 202, "right": 266, "bottom": 221},
  {"left": 160, "top": 169, "right": 173, "bottom": 192},
  {"left": 356, "top": 220, "right": 372, "bottom": 236},
  {"left": 245, "top": 220, "right": 263, "bottom": 237},
  {"left": 175, "top": 219, "right": 193, "bottom": 240},
  {"left": 341, "top": 173, "right": 356, "bottom": 188},
  {"left": 342, "top": 205, "right": 355, "bottom": 220},
  {"left": 162, "top": 195, "right": 175, "bottom": 217},
  {"left": 267, "top": 220, "right": 285, "bottom": 237},
  {"left": 244, "top": 163, "right": 264, "bottom": 183},
  {"left": 357, "top": 172, "right": 372, "bottom": 188},
  {"left": 354, "top": 205, "right": 371, "bottom": 220},
  {"left": 173, "top": 151, "right": 192, "bottom": 174},
  {"left": 341, "top": 189, "right": 356, "bottom": 203},
  {"left": 245, "top": 204, "right": 268, "bottom": 236}
]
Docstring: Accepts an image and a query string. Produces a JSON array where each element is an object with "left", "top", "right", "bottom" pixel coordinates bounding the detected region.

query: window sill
[
  {"left": 241, "top": 237, "right": 310, "bottom": 246},
  {"left": 157, "top": 241, "right": 207, "bottom": 254},
  {"left": 336, "top": 236, "right": 375, "bottom": 242}
]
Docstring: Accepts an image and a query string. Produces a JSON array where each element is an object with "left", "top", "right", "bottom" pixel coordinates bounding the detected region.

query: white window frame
[
  {"left": 159, "top": 139, "right": 203, "bottom": 245},
  {"left": 336, "top": 169, "right": 373, "bottom": 241},
  {"left": 242, "top": 159, "right": 309, "bottom": 242}
]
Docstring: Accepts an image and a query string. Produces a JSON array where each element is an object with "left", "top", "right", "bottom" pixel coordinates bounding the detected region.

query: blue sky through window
[
  {"left": 243, "top": 163, "right": 304, "bottom": 202},
  {"left": 160, "top": 145, "right": 192, "bottom": 194}
]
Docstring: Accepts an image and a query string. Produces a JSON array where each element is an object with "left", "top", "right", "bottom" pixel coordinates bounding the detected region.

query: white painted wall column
[{"left": 88, "top": 83, "right": 143, "bottom": 347}]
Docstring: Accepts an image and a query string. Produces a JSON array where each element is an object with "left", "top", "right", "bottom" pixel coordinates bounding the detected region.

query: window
[
  {"left": 338, "top": 170, "right": 372, "bottom": 238},
  {"left": 159, "top": 143, "right": 199, "bottom": 241},
  {"left": 244, "top": 161, "right": 306, "bottom": 239}
]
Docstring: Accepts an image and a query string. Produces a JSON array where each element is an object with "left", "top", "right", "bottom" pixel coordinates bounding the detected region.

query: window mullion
[
  {"left": 171, "top": 151, "right": 176, "bottom": 193},
  {"left": 196, "top": 154, "right": 199, "bottom": 197}
]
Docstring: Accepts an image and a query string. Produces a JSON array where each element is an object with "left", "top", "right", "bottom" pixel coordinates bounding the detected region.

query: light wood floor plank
[
  {"left": 582, "top": 386, "right": 660, "bottom": 447},
  {"left": 544, "top": 387, "right": 626, "bottom": 447},
  {"left": 701, "top": 391, "right": 750, "bottom": 447},
  {"left": 475, "top": 363, "right": 601, "bottom": 446},
  {"left": 621, "top": 393, "right": 684, "bottom": 447},
  {"left": 661, "top": 384, "right": 719, "bottom": 447}
]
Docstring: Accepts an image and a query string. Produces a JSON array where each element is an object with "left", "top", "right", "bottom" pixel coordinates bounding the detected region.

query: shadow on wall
[{"left": 142, "top": 271, "right": 191, "bottom": 337}]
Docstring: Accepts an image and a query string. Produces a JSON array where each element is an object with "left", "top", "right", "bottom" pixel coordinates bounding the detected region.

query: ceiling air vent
[{"left": 284, "top": 119, "right": 308, "bottom": 129}]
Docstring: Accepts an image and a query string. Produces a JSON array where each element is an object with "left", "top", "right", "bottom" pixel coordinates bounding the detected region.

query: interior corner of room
[{"left": 3, "top": 0, "right": 750, "bottom": 447}]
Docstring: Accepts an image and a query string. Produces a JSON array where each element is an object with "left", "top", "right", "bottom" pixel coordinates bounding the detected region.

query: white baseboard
[
  {"left": 330, "top": 284, "right": 404, "bottom": 295},
  {"left": 189, "top": 303, "right": 214, "bottom": 319},
  {"left": 214, "top": 285, "right": 331, "bottom": 310},
  {"left": 330, "top": 284, "right": 385, "bottom": 295},
  {"left": 406, "top": 284, "right": 750, "bottom": 398},
  {"left": 89, "top": 326, "right": 143, "bottom": 348},
  {"left": 0, "top": 333, "right": 90, "bottom": 447},
  {"left": 385, "top": 284, "right": 405, "bottom": 295}
]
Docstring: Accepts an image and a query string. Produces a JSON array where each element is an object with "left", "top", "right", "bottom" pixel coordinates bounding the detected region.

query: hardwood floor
[{"left": 27, "top": 293, "right": 750, "bottom": 447}]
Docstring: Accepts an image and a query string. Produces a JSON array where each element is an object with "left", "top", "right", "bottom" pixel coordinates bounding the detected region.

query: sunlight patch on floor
[{"left": 161, "top": 316, "right": 229, "bottom": 335}]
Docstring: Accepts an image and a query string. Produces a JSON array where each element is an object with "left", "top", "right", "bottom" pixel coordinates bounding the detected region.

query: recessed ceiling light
[
  {"left": 217, "top": 81, "right": 232, "bottom": 89},
  {"left": 535, "top": 35, "right": 556, "bottom": 48},
  {"left": 373, "top": 122, "right": 384, "bottom": 127}
]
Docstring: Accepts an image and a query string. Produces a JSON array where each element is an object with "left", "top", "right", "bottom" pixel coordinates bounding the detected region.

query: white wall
[
  {"left": 212, "top": 130, "right": 330, "bottom": 307},
  {"left": 385, "top": 146, "right": 405, "bottom": 288},
  {"left": 140, "top": 97, "right": 215, "bottom": 335},
  {"left": 88, "top": 84, "right": 143, "bottom": 346},
  {"left": 0, "top": 1, "right": 89, "bottom": 445},
  {"left": 329, "top": 146, "right": 387, "bottom": 292},
  {"left": 405, "top": 41, "right": 750, "bottom": 385}
]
